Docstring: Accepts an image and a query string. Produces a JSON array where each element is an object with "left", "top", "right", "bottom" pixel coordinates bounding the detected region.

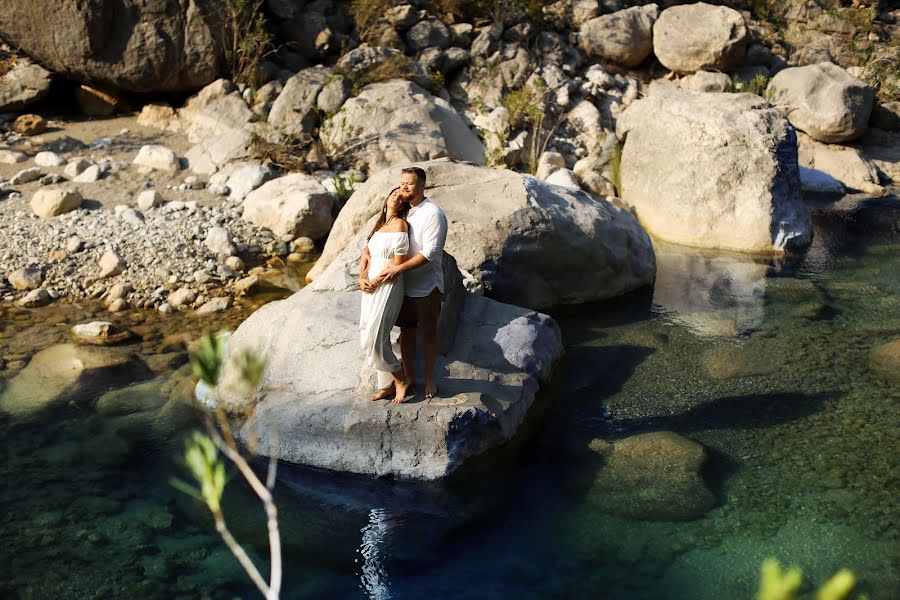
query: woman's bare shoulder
[{"left": 382, "top": 219, "right": 409, "bottom": 233}]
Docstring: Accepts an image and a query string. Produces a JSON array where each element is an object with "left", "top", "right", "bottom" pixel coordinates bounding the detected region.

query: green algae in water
[{"left": 0, "top": 200, "right": 898, "bottom": 598}]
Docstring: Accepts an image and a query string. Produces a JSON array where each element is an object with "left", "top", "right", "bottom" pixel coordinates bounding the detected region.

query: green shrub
[{"left": 216, "top": 0, "right": 274, "bottom": 87}]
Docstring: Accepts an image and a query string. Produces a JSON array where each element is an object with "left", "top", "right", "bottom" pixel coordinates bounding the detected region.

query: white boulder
[
  {"left": 308, "top": 159, "right": 656, "bottom": 310},
  {"left": 616, "top": 84, "right": 812, "bottom": 254},
  {"left": 241, "top": 173, "right": 335, "bottom": 239}
]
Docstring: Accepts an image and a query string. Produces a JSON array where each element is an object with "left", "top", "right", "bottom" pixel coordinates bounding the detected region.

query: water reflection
[
  {"left": 358, "top": 508, "right": 392, "bottom": 600},
  {"left": 651, "top": 241, "right": 769, "bottom": 336}
]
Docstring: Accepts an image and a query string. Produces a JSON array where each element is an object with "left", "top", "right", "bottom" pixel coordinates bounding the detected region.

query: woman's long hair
[{"left": 367, "top": 187, "right": 410, "bottom": 241}]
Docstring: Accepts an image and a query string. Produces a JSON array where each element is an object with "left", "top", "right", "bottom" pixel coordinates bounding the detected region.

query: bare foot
[
  {"left": 391, "top": 378, "right": 412, "bottom": 404},
  {"left": 424, "top": 380, "right": 438, "bottom": 400},
  {"left": 371, "top": 384, "right": 395, "bottom": 401}
]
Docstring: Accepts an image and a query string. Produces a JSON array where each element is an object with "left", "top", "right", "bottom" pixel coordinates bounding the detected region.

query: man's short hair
[{"left": 401, "top": 167, "right": 426, "bottom": 186}]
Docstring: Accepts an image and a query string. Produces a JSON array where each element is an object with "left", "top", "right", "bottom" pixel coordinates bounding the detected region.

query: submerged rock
[
  {"left": 200, "top": 245, "right": 563, "bottom": 480},
  {"left": 0, "top": 344, "right": 152, "bottom": 419},
  {"left": 309, "top": 159, "right": 655, "bottom": 310},
  {"left": 71, "top": 321, "right": 135, "bottom": 346},
  {"left": 587, "top": 431, "right": 716, "bottom": 521},
  {"left": 870, "top": 338, "right": 900, "bottom": 384}
]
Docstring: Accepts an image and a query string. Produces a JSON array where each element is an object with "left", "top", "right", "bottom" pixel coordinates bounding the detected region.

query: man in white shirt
[{"left": 378, "top": 167, "right": 448, "bottom": 400}]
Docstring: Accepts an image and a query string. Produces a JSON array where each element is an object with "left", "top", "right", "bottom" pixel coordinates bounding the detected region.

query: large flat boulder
[
  {"left": 202, "top": 245, "right": 563, "bottom": 480},
  {"left": 579, "top": 5, "right": 659, "bottom": 68},
  {"left": 616, "top": 84, "right": 812, "bottom": 254},
  {"left": 767, "top": 62, "right": 874, "bottom": 144},
  {"left": 321, "top": 80, "right": 485, "bottom": 173},
  {"left": 307, "top": 159, "right": 656, "bottom": 310},
  {"left": 0, "top": 0, "right": 223, "bottom": 92},
  {"left": 652, "top": 2, "right": 748, "bottom": 73},
  {"left": 0, "top": 57, "right": 52, "bottom": 111}
]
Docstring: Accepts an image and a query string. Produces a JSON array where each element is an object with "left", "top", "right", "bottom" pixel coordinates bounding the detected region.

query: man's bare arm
[{"left": 379, "top": 253, "right": 428, "bottom": 281}]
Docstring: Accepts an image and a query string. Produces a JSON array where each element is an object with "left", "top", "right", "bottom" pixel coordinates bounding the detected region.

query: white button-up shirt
[{"left": 405, "top": 198, "right": 448, "bottom": 297}]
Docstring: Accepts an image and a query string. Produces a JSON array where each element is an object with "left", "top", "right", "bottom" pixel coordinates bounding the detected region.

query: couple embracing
[{"left": 358, "top": 167, "right": 448, "bottom": 404}]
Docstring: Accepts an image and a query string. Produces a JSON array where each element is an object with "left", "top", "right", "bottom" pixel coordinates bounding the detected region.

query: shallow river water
[{"left": 1, "top": 194, "right": 898, "bottom": 599}]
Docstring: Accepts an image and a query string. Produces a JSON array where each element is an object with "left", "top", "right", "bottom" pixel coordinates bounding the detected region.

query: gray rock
[
  {"left": 8, "top": 266, "right": 44, "bottom": 290},
  {"left": 267, "top": 66, "right": 332, "bottom": 138},
  {"left": 449, "top": 23, "right": 474, "bottom": 48},
  {"left": 201, "top": 248, "right": 563, "bottom": 480},
  {"left": 158, "top": 302, "right": 174, "bottom": 314},
  {"left": 0, "top": 57, "right": 52, "bottom": 111},
  {"left": 204, "top": 226, "right": 238, "bottom": 256},
  {"left": 71, "top": 321, "right": 134, "bottom": 346},
  {"left": 0, "top": 0, "right": 223, "bottom": 93},
  {"left": 386, "top": 4, "right": 418, "bottom": 31},
  {"left": 133, "top": 145, "right": 180, "bottom": 172},
  {"left": 30, "top": 188, "right": 83, "bottom": 218},
  {"left": 799, "top": 166, "right": 845, "bottom": 195},
  {"left": 321, "top": 80, "right": 484, "bottom": 173},
  {"left": 616, "top": 83, "right": 812, "bottom": 254},
  {"left": 34, "top": 151, "right": 66, "bottom": 167},
  {"left": 767, "top": 62, "right": 874, "bottom": 143},
  {"left": 242, "top": 174, "right": 335, "bottom": 239},
  {"left": 17, "top": 288, "right": 52, "bottom": 307},
  {"left": 167, "top": 287, "right": 196, "bottom": 308},
  {"left": 316, "top": 75, "right": 352, "bottom": 117},
  {"left": 579, "top": 4, "right": 659, "bottom": 68},
  {"left": 226, "top": 164, "right": 277, "bottom": 200},
  {"left": 118, "top": 207, "right": 146, "bottom": 226},
  {"left": 536, "top": 151, "right": 567, "bottom": 180},
  {"left": 137, "top": 190, "right": 164, "bottom": 210},
  {"left": 183, "top": 128, "right": 252, "bottom": 175},
  {"left": 310, "top": 159, "right": 655, "bottom": 310},
  {"left": 195, "top": 296, "right": 232, "bottom": 314},
  {"left": 225, "top": 256, "right": 245, "bottom": 271},
  {"left": 544, "top": 168, "right": 582, "bottom": 191},
  {"left": 0, "top": 148, "right": 28, "bottom": 164},
  {"left": 11, "top": 167, "right": 42, "bottom": 185},
  {"left": 679, "top": 70, "right": 731, "bottom": 93},
  {"left": 63, "top": 158, "right": 92, "bottom": 178},
  {"left": 796, "top": 131, "right": 883, "bottom": 195},
  {"left": 98, "top": 247, "right": 127, "bottom": 278},
  {"left": 107, "top": 298, "right": 129, "bottom": 312},
  {"left": 406, "top": 17, "right": 451, "bottom": 52},
  {"left": 234, "top": 274, "right": 259, "bottom": 295},
  {"left": 653, "top": 3, "right": 749, "bottom": 73},
  {"left": 73, "top": 163, "right": 103, "bottom": 182},
  {"left": 0, "top": 343, "right": 151, "bottom": 419},
  {"left": 66, "top": 236, "right": 84, "bottom": 253}
]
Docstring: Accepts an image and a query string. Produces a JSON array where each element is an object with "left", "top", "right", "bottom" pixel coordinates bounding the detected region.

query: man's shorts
[{"left": 396, "top": 288, "right": 443, "bottom": 330}]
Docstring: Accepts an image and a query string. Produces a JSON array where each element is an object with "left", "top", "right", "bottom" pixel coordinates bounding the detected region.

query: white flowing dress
[{"left": 360, "top": 231, "right": 409, "bottom": 389}]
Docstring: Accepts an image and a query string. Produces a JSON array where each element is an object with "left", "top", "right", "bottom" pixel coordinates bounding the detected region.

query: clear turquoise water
[{"left": 1, "top": 194, "right": 898, "bottom": 599}]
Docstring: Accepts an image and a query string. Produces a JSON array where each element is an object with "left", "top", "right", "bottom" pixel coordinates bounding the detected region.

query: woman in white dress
[{"left": 358, "top": 188, "right": 413, "bottom": 403}]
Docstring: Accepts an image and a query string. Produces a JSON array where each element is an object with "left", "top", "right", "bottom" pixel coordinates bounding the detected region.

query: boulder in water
[
  {"left": 200, "top": 245, "right": 563, "bottom": 480},
  {"left": 308, "top": 159, "right": 655, "bottom": 310},
  {"left": 587, "top": 431, "right": 716, "bottom": 521},
  {"left": 616, "top": 83, "right": 812, "bottom": 254}
]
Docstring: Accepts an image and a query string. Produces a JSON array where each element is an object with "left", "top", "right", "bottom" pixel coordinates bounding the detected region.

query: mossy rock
[
  {"left": 870, "top": 338, "right": 900, "bottom": 384},
  {"left": 587, "top": 431, "right": 716, "bottom": 521}
]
